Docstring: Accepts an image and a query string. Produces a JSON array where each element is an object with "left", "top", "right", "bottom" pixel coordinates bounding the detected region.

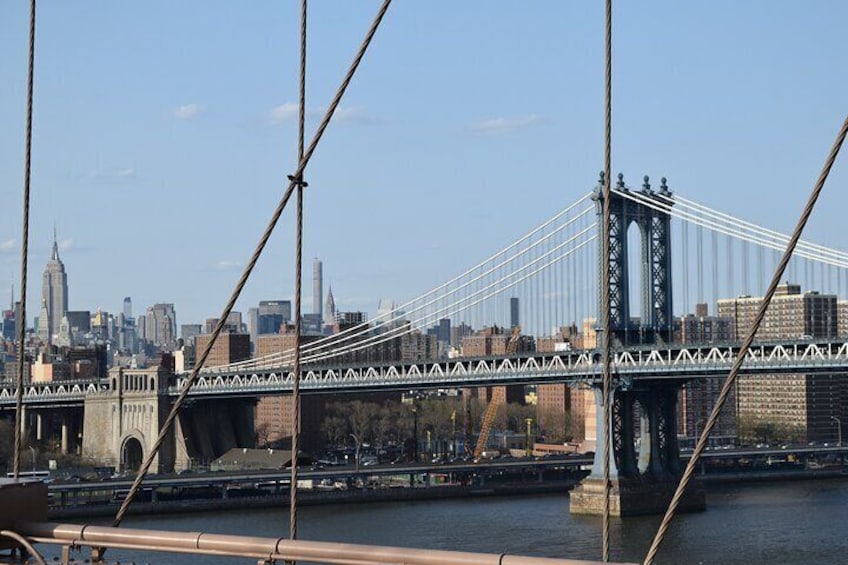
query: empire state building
[{"left": 41, "top": 233, "right": 68, "bottom": 343}]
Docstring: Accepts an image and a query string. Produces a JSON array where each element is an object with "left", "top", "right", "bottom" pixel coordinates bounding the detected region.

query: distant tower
[
  {"left": 313, "top": 258, "right": 323, "bottom": 317},
  {"left": 510, "top": 297, "right": 520, "bottom": 328},
  {"left": 36, "top": 298, "right": 50, "bottom": 343},
  {"left": 324, "top": 286, "right": 337, "bottom": 326},
  {"left": 41, "top": 229, "right": 69, "bottom": 343},
  {"left": 123, "top": 297, "right": 132, "bottom": 319}
]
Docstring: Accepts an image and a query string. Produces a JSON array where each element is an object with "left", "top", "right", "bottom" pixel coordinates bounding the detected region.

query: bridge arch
[{"left": 120, "top": 431, "right": 146, "bottom": 472}]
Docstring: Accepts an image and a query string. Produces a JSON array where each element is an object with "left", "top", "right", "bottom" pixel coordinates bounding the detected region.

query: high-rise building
[
  {"left": 324, "top": 287, "right": 336, "bottom": 327},
  {"left": 123, "top": 297, "right": 132, "bottom": 319},
  {"left": 41, "top": 232, "right": 69, "bottom": 343},
  {"left": 144, "top": 303, "right": 177, "bottom": 349},
  {"left": 718, "top": 284, "right": 843, "bottom": 442},
  {"left": 194, "top": 333, "right": 251, "bottom": 367},
  {"left": 510, "top": 297, "right": 520, "bottom": 329},
  {"left": 313, "top": 258, "right": 323, "bottom": 317}
]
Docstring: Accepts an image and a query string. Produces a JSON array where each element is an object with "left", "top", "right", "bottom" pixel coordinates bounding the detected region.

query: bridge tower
[
  {"left": 592, "top": 172, "right": 673, "bottom": 346},
  {"left": 571, "top": 174, "right": 704, "bottom": 516}
]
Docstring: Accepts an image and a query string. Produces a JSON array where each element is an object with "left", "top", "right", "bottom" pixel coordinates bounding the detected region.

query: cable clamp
[{"left": 287, "top": 174, "right": 309, "bottom": 188}]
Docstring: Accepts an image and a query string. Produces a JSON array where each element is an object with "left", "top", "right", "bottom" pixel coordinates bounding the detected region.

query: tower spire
[{"left": 51, "top": 224, "right": 59, "bottom": 261}]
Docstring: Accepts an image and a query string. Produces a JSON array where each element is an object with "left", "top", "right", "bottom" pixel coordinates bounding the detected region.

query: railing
[{"left": 15, "top": 521, "right": 634, "bottom": 565}]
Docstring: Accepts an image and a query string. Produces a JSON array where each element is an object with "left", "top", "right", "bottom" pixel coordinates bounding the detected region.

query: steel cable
[
  {"left": 643, "top": 114, "right": 848, "bottom": 565},
  {"left": 601, "top": 0, "right": 613, "bottom": 561},
  {"left": 290, "top": 0, "right": 308, "bottom": 547},
  {"left": 111, "top": 0, "right": 393, "bottom": 529},
  {"left": 13, "top": 0, "right": 37, "bottom": 480}
]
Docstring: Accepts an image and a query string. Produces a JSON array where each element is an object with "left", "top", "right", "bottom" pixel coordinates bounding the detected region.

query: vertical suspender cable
[
  {"left": 289, "top": 0, "right": 307, "bottom": 546},
  {"left": 681, "top": 222, "right": 689, "bottom": 313},
  {"left": 711, "top": 230, "right": 718, "bottom": 311},
  {"left": 13, "top": 0, "right": 36, "bottom": 480},
  {"left": 696, "top": 224, "right": 704, "bottom": 304},
  {"left": 111, "top": 0, "right": 394, "bottom": 530},
  {"left": 600, "top": 0, "right": 613, "bottom": 560},
  {"left": 726, "top": 237, "right": 733, "bottom": 298},
  {"left": 644, "top": 115, "right": 848, "bottom": 565}
]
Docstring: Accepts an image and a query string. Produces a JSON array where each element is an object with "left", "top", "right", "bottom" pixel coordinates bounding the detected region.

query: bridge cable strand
[
  {"left": 231, "top": 199, "right": 593, "bottom": 369},
  {"left": 293, "top": 228, "right": 594, "bottom": 364},
  {"left": 616, "top": 188, "right": 848, "bottom": 268},
  {"left": 601, "top": 0, "right": 613, "bottom": 561},
  {"left": 643, "top": 114, "right": 848, "bottom": 565},
  {"left": 290, "top": 0, "right": 307, "bottom": 547},
  {"left": 242, "top": 229, "right": 595, "bottom": 368},
  {"left": 110, "top": 0, "right": 394, "bottom": 530},
  {"left": 13, "top": 0, "right": 37, "bottom": 480},
  {"left": 290, "top": 236, "right": 596, "bottom": 365},
  {"left": 215, "top": 204, "right": 594, "bottom": 371}
]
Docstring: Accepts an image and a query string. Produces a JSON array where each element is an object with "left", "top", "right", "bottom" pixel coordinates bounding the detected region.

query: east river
[{"left": 44, "top": 479, "right": 848, "bottom": 564}]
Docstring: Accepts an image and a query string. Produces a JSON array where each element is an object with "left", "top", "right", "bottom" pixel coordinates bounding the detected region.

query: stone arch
[{"left": 120, "top": 432, "right": 145, "bottom": 472}]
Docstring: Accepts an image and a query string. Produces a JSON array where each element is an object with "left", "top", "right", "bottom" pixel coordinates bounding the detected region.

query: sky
[{"left": 0, "top": 1, "right": 846, "bottom": 327}]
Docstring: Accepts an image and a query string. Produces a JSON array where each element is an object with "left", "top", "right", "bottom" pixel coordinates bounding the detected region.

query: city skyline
[{"left": 1, "top": 2, "right": 846, "bottom": 325}]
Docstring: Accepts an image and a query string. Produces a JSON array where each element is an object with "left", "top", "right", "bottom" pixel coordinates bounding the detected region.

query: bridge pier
[{"left": 569, "top": 383, "right": 704, "bottom": 516}]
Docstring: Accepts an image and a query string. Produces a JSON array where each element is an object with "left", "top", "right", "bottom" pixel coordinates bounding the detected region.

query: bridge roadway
[
  {"left": 47, "top": 445, "right": 848, "bottom": 501},
  {"left": 3, "top": 339, "right": 848, "bottom": 406}
]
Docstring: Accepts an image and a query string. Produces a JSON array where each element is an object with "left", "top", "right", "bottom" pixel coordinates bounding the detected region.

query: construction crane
[{"left": 472, "top": 325, "right": 522, "bottom": 459}]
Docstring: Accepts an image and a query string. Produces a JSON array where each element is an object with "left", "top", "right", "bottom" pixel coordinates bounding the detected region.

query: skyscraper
[
  {"left": 324, "top": 287, "right": 336, "bottom": 327},
  {"left": 313, "top": 258, "right": 323, "bottom": 317},
  {"left": 41, "top": 231, "right": 69, "bottom": 343},
  {"left": 123, "top": 297, "right": 132, "bottom": 319},
  {"left": 510, "top": 297, "right": 520, "bottom": 328}
]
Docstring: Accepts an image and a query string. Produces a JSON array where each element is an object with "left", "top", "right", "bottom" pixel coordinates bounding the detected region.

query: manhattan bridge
[{"left": 1, "top": 1, "right": 846, "bottom": 564}]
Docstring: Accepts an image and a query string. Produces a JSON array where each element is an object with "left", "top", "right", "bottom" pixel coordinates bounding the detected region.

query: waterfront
[{"left": 41, "top": 478, "right": 848, "bottom": 564}]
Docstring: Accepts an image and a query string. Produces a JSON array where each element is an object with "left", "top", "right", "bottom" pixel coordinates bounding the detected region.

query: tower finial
[{"left": 51, "top": 223, "right": 59, "bottom": 261}]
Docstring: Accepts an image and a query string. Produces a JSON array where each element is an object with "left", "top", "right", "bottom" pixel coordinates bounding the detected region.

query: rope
[
  {"left": 110, "top": 0, "right": 394, "bottom": 529},
  {"left": 289, "top": 0, "right": 308, "bottom": 547},
  {"left": 13, "top": 0, "right": 37, "bottom": 480},
  {"left": 601, "top": 0, "right": 613, "bottom": 561},
  {"left": 643, "top": 114, "right": 848, "bottom": 565}
]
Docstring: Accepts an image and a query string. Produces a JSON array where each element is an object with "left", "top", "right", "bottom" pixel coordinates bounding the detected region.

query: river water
[{"left": 47, "top": 479, "right": 848, "bottom": 564}]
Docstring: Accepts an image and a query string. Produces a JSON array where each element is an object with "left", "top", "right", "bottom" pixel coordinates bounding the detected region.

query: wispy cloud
[
  {"left": 213, "top": 260, "right": 241, "bottom": 271},
  {"left": 173, "top": 103, "right": 201, "bottom": 120},
  {"left": 86, "top": 167, "right": 139, "bottom": 182},
  {"left": 269, "top": 102, "right": 378, "bottom": 125},
  {"left": 59, "top": 239, "right": 74, "bottom": 252},
  {"left": 471, "top": 114, "right": 549, "bottom": 135},
  {"left": 0, "top": 239, "right": 16, "bottom": 253}
]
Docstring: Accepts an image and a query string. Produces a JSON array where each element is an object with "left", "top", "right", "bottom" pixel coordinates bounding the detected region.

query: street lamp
[
  {"left": 830, "top": 416, "right": 842, "bottom": 446},
  {"left": 525, "top": 418, "right": 534, "bottom": 457},
  {"left": 349, "top": 433, "right": 361, "bottom": 474}
]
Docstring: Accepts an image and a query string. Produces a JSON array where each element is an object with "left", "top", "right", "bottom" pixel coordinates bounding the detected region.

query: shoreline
[{"left": 47, "top": 467, "right": 848, "bottom": 520}]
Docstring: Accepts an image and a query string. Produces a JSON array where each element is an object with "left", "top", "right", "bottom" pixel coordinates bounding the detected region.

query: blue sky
[{"left": 0, "top": 1, "right": 846, "bottom": 326}]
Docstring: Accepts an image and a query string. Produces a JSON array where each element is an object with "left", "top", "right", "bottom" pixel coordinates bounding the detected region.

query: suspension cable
[
  {"left": 228, "top": 227, "right": 595, "bottom": 368},
  {"left": 111, "top": 0, "right": 394, "bottom": 529},
  {"left": 216, "top": 204, "right": 594, "bottom": 371},
  {"left": 643, "top": 114, "right": 848, "bottom": 565},
  {"left": 289, "top": 0, "right": 308, "bottom": 546},
  {"left": 13, "top": 0, "right": 37, "bottom": 480},
  {"left": 600, "top": 0, "right": 613, "bottom": 561}
]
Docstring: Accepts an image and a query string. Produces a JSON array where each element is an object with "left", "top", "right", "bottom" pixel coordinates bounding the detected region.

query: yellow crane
[{"left": 472, "top": 325, "right": 522, "bottom": 459}]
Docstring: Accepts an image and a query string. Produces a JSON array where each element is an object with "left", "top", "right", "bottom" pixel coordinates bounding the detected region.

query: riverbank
[
  {"left": 49, "top": 481, "right": 577, "bottom": 520},
  {"left": 48, "top": 466, "right": 848, "bottom": 520}
]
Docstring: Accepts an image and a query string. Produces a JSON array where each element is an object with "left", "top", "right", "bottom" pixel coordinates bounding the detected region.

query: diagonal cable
[
  {"left": 13, "top": 0, "right": 37, "bottom": 480},
  {"left": 643, "top": 114, "right": 848, "bottom": 565},
  {"left": 111, "top": 0, "right": 394, "bottom": 529},
  {"left": 601, "top": 0, "right": 614, "bottom": 561},
  {"left": 289, "top": 0, "right": 308, "bottom": 546}
]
